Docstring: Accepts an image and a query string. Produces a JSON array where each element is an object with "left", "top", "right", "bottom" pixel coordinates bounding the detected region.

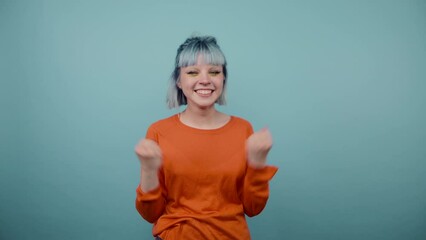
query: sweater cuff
[
  {"left": 246, "top": 165, "right": 278, "bottom": 183},
  {"left": 136, "top": 185, "right": 162, "bottom": 201}
]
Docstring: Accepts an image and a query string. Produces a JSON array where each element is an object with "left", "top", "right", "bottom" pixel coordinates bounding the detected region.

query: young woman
[{"left": 135, "top": 36, "right": 278, "bottom": 239}]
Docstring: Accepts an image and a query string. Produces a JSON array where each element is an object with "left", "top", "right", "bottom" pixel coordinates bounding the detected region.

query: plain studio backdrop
[{"left": 1, "top": 0, "right": 425, "bottom": 239}]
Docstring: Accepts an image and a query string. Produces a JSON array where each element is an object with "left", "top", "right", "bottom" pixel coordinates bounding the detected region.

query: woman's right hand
[{"left": 135, "top": 139, "right": 163, "bottom": 171}]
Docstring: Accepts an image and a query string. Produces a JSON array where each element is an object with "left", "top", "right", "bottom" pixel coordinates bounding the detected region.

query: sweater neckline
[{"left": 173, "top": 114, "right": 235, "bottom": 134}]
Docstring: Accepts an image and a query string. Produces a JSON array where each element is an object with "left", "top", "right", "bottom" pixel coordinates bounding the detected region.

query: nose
[{"left": 198, "top": 71, "right": 211, "bottom": 85}]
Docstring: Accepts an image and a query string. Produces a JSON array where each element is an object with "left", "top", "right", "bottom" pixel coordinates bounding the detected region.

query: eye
[
  {"left": 209, "top": 71, "right": 221, "bottom": 76},
  {"left": 186, "top": 71, "right": 198, "bottom": 76}
]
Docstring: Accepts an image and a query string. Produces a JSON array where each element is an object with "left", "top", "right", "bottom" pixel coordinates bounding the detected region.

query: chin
[{"left": 190, "top": 100, "right": 218, "bottom": 109}]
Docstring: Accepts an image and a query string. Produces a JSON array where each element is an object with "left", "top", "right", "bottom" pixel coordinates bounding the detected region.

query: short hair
[{"left": 166, "top": 36, "right": 228, "bottom": 109}]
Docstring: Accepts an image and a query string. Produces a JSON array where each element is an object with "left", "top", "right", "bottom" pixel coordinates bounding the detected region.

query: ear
[{"left": 176, "top": 81, "right": 182, "bottom": 89}]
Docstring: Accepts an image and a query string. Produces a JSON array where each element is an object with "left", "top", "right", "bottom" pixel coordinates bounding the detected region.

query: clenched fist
[
  {"left": 135, "top": 139, "right": 163, "bottom": 171},
  {"left": 246, "top": 128, "right": 273, "bottom": 168}
]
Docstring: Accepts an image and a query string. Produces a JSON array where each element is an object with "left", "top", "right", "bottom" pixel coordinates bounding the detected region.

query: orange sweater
[{"left": 135, "top": 115, "right": 278, "bottom": 239}]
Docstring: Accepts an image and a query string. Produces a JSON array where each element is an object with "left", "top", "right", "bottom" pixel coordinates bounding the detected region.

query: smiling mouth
[{"left": 194, "top": 89, "right": 214, "bottom": 95}]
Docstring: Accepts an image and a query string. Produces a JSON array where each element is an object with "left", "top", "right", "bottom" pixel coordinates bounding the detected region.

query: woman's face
[{"left": 178, "top": 57, "right": 225, "bottom": 109}]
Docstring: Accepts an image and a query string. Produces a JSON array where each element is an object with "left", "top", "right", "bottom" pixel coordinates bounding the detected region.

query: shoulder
[
  {"left": 230, "top": 115, "right": 253, "bottom": 133},
  {"left": 145, "top": 115, "right": 178, "bottom": 139},
  {"left": 148, "top": 115, "right": 177, "bottom": 132},
  {"left": 231, "top": 115, "right": 252, "bottom": 126}
]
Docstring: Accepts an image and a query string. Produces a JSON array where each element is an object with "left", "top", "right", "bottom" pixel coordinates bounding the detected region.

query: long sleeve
[
  {"left": 135, "top": 169, "right": 166, "bottom": 223},
  {"left": 242, "top": 165, "right": 278, "bottom": 217},
  {"left": 135, "top": 125, "right": 166, "bottom": 223}
]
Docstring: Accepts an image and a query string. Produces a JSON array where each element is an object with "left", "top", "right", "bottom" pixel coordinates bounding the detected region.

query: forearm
[
  {"left": 135, "top": 182, "right": 164, "bottom": 223},
  {"left": 243, "top": 165, "right": 278, "bottom": 217},
  {"left": 139, "top": 165, "right": 160, "bottom": 193},
  {"left": 247, "top": 156, "right": 267, "bottom": 169}
]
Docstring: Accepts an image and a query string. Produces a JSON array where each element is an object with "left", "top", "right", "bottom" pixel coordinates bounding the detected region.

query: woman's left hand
[{"left": 246, "top": 128, "right": 273, "bottom": 168}]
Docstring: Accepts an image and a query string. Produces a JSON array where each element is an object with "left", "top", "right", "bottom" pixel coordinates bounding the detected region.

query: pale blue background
[{"left": 1, "top": 0, "right": 425, "bottom": 239}]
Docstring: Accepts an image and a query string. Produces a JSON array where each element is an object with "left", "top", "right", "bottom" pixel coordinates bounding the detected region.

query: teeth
[{"left": 196, "top": 90, "right": 213, "bottom": 94}]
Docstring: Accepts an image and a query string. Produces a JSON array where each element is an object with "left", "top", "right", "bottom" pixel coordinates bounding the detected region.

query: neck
[{"left": 180, "top": 105, "right": 227, "bottom": 129}]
